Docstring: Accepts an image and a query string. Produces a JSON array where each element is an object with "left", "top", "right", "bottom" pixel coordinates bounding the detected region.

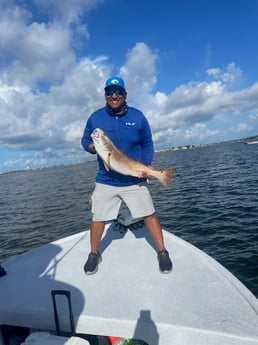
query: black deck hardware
[
  {"left": 51, "top": 289, "right": 110, "bottom": 345},
  {"left": 51, "top": 289, "right": 75, "bottom": 336},
  {"left": 0, "top": 265, "right": 6, "bottom": 277}
]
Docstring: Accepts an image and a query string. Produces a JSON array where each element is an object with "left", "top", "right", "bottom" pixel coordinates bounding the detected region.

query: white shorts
[{"left": 91, "top": 183, "right": 156, "bottom": 221}]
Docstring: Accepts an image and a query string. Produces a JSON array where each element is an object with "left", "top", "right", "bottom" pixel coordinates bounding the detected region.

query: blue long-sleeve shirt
[{"left": 81, "top": 106, "right": 154, "bottom": 186}]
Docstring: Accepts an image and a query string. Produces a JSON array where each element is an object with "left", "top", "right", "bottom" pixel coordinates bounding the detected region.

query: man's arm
[
  {"left": 140, "top": 116, "right": 154, "bottom": 165},
  {"left": 81, "top": 118, "right": 96, "bottom": 154}
]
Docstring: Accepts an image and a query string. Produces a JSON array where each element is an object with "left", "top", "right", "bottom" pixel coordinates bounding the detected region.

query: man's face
[{"left": 105, "top": 87, "right": 127, "bottom": 110}]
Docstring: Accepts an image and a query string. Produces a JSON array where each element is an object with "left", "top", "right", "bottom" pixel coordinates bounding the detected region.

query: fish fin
[
  {"left": 104, "top": 163, "right": 110, "bottom": 171},
  {"left": 104, "top": 152, "right": 112, "bottom": 171},
  {"left": 155, "top": 168, "right": 176, "bottom": 187}
]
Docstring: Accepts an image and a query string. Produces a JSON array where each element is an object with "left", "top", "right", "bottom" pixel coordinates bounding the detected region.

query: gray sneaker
[
  {"left": 84, "top": 252, "right": 102, "bottom": 275},
  {"left": 157, "top": 249, "right": 172, "bottom": 273}
]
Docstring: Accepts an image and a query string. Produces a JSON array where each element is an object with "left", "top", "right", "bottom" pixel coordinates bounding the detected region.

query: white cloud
[
  {"left": 1, "top": 19, "right": 75, "bottom": 85},
  {"left": 33, "top": 0, "right": 104, "bottom": 25},
  {"left": 207, "top": 62, "right": 244, "bottom": 90},
  {"left": 120, "top": 42, "right": 158, "bottom": 103}
]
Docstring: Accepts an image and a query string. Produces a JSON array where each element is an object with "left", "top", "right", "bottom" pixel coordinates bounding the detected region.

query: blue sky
[{"left": 1, "top": 0, "right": 258, "bottom": 172}]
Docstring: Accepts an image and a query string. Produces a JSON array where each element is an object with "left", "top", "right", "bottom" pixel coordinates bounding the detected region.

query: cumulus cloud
[
  {"left": 0, "top": 9, "right": 75, "bottom": 86},
  {"left": 33, "top": 0, "right": 104, "bottom": 26},
  {"left": 207, "top": 62, "right": 244, "bottom": 90},
  {"left": 120, "top": 42, "right": 158, "bottom": 100}
]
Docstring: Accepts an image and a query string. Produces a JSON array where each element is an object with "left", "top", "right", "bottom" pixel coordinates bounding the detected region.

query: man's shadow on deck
[
  {"left": 99, "top": 221, "right": 157, "bottom": 254},
  {"left": 133, "top": 310, "right": 159, "bottom": 345}
]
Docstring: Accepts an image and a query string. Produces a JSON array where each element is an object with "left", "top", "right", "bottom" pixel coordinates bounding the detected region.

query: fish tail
[{"left": 155, "top": 168, "right": 176, "bottom": 187}]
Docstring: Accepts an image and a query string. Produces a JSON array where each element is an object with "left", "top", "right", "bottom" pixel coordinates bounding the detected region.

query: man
[{"left": 81, "top": 76, "right": 172, "bottom": 274}]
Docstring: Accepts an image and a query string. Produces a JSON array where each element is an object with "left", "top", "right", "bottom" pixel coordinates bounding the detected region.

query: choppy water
[{"left": 0, "top": 141, "right": 257, "bottom": 297}]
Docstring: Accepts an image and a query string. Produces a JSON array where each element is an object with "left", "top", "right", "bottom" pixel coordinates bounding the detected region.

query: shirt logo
[{"left": 125, "top": 122, "right": 136, "bottom": 126}]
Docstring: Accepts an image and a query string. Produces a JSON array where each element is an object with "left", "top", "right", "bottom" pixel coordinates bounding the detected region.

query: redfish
[{"left": 91, "top": 128, "right": 176, "bottom": 187}]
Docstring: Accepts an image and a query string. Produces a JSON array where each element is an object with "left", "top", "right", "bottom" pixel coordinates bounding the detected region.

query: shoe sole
[
  {"left": 159, "top": 268, "right": 172, "bottom": 274},
  {"left": 85, "top": 268, "right": 98, "bottom": 275}
]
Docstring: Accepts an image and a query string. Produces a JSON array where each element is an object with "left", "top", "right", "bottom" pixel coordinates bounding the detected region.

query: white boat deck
[{"left": 0, "top": 224, "right": 258, "bottom": 345}]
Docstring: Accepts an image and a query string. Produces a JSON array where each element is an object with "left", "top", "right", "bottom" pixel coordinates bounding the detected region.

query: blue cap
[{"left": 105, "top": 76, "right": 125, "bottom": 90}]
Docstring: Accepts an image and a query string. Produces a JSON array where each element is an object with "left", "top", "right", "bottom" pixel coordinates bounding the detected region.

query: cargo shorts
[{"left": 91, "top": 182, "right": 155, "bottom": 222}]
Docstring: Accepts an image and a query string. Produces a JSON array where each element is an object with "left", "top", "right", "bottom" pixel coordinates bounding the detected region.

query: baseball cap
[{"left": 105, "top": 76, "right": 125, "bottom": 90}]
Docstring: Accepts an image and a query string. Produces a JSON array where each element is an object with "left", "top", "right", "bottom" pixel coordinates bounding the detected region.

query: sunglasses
[{"left": 105, "top": 88, "right": 125, "bottom": 96}]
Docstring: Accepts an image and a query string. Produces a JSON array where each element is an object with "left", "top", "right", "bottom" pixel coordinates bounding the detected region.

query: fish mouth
[{"left": 91, "top": 128, "right": 100, "bottom": 139}]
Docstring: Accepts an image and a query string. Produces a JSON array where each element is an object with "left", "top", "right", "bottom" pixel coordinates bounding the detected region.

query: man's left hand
[{"left": 140, "top": 166, "right": 154, "bottom": 179}]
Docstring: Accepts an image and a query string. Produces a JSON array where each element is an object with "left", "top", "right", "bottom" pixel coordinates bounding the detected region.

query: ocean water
[{"left": 0, "top": 141, "right": 258, "bottom": 298}]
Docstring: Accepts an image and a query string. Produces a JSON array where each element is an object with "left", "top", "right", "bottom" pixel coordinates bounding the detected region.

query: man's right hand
[{"left": 88, "top": 142, "right": 96, "bottom": 154}]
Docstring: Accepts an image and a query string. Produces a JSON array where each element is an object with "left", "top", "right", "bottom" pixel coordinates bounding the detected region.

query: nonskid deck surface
[{"left": 1, "top": 224, "right": 258, "bottom": 345}]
